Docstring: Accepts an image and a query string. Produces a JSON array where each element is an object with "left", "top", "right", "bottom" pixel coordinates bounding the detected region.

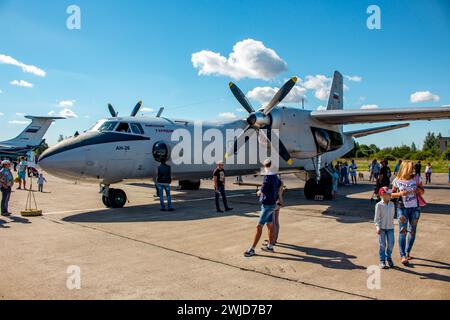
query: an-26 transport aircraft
[{"left": 39, "top": 71, "right": 450, "bottom": 208}]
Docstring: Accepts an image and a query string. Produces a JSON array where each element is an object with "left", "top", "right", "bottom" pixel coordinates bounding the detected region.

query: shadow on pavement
[
  {"left": 256, "top": 242, "right": 366, "bottom": 271},
  {"left": 62, "top": 181, "right": 450, "bottom": 224}
]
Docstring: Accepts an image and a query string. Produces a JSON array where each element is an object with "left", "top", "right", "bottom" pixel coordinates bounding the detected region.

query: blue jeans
[
  {"left": 157, "top": 184, "right": 172, "bottom": 209},
  {"left": 378, "top": 229, "right": 395, "bottom": 262},
  {"left": 215, "top": 184, "right": 229, "bottom": 211},
  {"left": 398, "top": 207, "right": 421, "bottom": 258},
  {"left": 1, "top": 187, "right": 11, "bottom": 213}
]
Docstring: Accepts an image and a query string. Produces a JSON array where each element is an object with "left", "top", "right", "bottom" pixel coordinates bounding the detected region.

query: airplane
[
  {"left": 0, "top": 115, "right": 64, "bottom": 157},
  {"left": 38, "top": 71, "right": 450, "bottom": 208}
]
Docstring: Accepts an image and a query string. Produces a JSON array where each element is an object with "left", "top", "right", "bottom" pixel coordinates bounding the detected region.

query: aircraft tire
[
  {"left": 102, "top": 195, "right": 112, "bottom": 208},
  {"left": 304, "top": 178, "right": 318, "bottom": 200},
  {"left": 179, "top": 180, "right": 201, "bottom": 190},
  {"left": 318, "top": 178, "right": 333, "bottom": 200},
  {"left": 108, "top": 188, "right": 127, "bottom": 208}
]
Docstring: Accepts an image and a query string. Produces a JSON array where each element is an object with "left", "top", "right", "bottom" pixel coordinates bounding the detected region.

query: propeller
[
  {"left": 229, "top": 82, "right": 254, "bottom": 114},
  {"left": 108, "top": 103, "right": 118, "bottom": 117},
  {"left": 156, "top": 107, "right": 165, "bottom": 118},
  {"left": 225, "top": 77, "right": 298, "bottom": 165},
  {"left": 130, "top": 101, "right": 143, "bottom": 117},
  {"left": 108, "top": 101, "right": 143, "bottom": 117}
]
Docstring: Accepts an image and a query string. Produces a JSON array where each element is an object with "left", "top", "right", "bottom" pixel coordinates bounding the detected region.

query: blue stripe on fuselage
[{"left": 39, "top": 132, "right": 150, "bottom": 161}]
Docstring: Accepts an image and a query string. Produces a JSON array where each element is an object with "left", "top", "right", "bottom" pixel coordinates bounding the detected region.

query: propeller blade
[
  {"left": 108, "top": 103, "right": 118, "bottom": 117},
  {"left": 156, "top": 107, "right": 164, "bottom": 118},
  {"left": 263, "top": 77, "right": 298, "bottom": 115},
  {"left": 224, "top": 125, "right": 252, "bottom": 159},
  {"left": 130, "top": 101, "right": 143, "bottom": 117},
  {"left": 229, "top": 82, "right": 254, "bottom": 114},
  {"left": 259, "top": 129, "right": 293, "bottom": 165}
]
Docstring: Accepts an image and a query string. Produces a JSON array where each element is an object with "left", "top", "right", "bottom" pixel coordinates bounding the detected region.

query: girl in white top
[{"left": 391, "top": 161, "right": 425, "bottom": 265}]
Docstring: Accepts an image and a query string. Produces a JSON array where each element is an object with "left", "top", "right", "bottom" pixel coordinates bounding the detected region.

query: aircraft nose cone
[{"left": 38, "top": 139, "right": 86, "bottom": 180}]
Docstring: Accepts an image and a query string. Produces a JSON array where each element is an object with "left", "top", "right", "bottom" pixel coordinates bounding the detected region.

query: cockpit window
[
  {"left": 130, "top": 123, "right": 144, "bottom": 135},
  {"left": 116, "top": 122, "right": 131, "bottom": 133},
  {"left": 98, "top": 121, "right": 118, "bottom": 132}
]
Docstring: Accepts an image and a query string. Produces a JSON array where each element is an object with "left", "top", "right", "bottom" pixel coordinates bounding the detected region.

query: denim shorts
[
  {"left": 18, "top": 172, "right": 26, "bottom": 180},
  {"left": 258, "top": 204, "right": 275, "bottom": 225}
]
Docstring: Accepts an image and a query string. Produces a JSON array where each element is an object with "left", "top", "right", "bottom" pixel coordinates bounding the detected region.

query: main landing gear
[
  {"left": 101, "top": 185, "right": 127, "bottom": 208},
  {"left": 303, "top": 156, "right": 333, "bottom": 201},
  {"left": 304, "top": 177, "right": 333, "bottom": 201}
]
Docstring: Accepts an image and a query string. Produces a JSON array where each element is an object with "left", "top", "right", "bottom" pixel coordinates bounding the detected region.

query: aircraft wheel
[
  {"left": 102, "top": 195, "right": 112, "bottom": 208},
  {"left": 108, "top": 188, "right": 127, "bottom": 208},
  {"left": 179, "top": 180, "right": 201, "bottom": 190},
  {"left": 319, "top": 180, "right": 333, "bottom": 200},
  {"left": 304, "top": 178, "right": 318, "bottom": 200}
]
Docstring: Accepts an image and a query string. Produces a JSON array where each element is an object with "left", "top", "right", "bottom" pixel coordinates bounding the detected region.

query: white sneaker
[{"left": 261, "top": 245, "right": 274, "bottom": 253}]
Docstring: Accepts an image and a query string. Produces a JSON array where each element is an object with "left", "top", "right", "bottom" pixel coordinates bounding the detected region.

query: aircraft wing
[
  {"left": 345, "top": 123, "right": 410, "bottom": 138},
  {"left": 310, "top": 106, "right": 450, "bottom": 125}
]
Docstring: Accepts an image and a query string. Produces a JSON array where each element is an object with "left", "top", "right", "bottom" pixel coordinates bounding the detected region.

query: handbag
[{"left": 417, "top": 193, "right": 427, "bottom": 207}]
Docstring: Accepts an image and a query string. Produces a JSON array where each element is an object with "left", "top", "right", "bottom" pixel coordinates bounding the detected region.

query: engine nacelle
[{"left": 311, "top": 127, "right": 343, "bottom": 153}]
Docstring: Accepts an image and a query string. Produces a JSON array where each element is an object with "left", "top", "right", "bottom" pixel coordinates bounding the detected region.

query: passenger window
[
  {"left": 116, "top": 122, "right": 131, "bottom": 133},
  {"left": 98, "top": 121, "right": 118, "bottom": 132},
  {"left": 130, "top": 123, "right": 144, "bottom": 135}
]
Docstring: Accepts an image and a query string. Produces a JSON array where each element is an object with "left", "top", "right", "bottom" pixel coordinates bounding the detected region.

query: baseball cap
[{"left": 379, "top": 187, "right": 392, "bottom": 196}]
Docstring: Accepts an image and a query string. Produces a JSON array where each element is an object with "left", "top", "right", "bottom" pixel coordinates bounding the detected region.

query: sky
[{"left": 0, "top": 0, "right": 449, "bottom": 148}]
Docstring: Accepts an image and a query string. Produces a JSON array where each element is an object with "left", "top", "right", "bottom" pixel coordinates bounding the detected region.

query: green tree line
[{"left": 345, "top": 132, "right": 450, "bottom": 161}]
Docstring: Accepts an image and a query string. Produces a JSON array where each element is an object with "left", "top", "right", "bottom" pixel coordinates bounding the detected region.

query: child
[
  {"left": 332, "top": 165, "right": 340, "bottom": 199},
  {"left": 37, "top": 173, "right": 47, "bottom": 192},
  {"left": 374, "top": 187, "right": 396, "bottom": 269}
]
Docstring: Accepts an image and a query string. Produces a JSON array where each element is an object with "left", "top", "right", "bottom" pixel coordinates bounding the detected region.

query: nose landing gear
[{"left": 101, "top": 185, "right": 127, "bottom": 208}]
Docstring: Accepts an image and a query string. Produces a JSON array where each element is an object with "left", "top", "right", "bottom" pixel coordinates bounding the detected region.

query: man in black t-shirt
[
  {"left": 415, "top": 161, "right": 422, "bottom": 177},
  {"left": 213, "top": 161, "right": 232, "bottom": 213},
  {"left": 378, "top": 159, "right": 391, "bottom": 189}
]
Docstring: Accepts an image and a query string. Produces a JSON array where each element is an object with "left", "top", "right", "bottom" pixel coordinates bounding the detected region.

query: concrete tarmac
[{"left": 1, "top": 172, "right": 449, "bottom": 300}]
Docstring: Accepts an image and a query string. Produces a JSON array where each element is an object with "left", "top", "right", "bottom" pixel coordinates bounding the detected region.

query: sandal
[
  {"left": 401, "top": 257, "right": 409, "bottom": 265},
  {"left": 406, "top": 254, "right": 412, "bottom": 261},
  {"left": 262, "top": 240, "right": 269, "bottom": 247}
]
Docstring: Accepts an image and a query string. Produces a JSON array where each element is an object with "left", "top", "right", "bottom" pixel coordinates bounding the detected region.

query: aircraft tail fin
[
  {"left": 6, "top": 116, "right": 64, "bottom": 147},
  {"left": 326, "top": 71, "right": 344, "bottom": 111}
]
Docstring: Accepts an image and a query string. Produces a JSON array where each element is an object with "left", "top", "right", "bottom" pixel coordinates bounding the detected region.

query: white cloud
[
  {"left": 316, "top": 105, "right": 327, "bottom": 111},
  {"left": 141, "top": 107, "right": 154, "bottom": 113},
  {"left": 360, "top": 104, "right": 379, "bottom": 109},
  {"left": 0, "top": 112, "right": 4, "bottom": 116},
  {"left": 59, "top": 108, "right": 78, "bottom": 118},
  {"left": 219, "top": 112, "right": 237, "bottom": 119},
  {"left": 192, "top": 39, "right": 288, "bottom": 81},
  {"left": 15, "top": 112, "right": 25, "bottom": 116},
  {"left": 247, "top": 85, "right": 306, "bottom": 105},
  {"left": 236, "top": 108, "right": 246, "bottom": 112},
  {"left": 301, "top": 75, "right": 332, "bottom": 101},
  {"left": 9, "top": 120, "right": 30, "bottom": 125},
  {"left": 48, "top": 110, "right": 56, "bottom": 116},
  {"left": 0, "top": 89, "right": 2, "bottom": 94},
  {"left": 410, "top": 91, "right": 440, "bottom": 103},
  {"left": 10, "top": 80, "right": 33, "bottom": 88},
  {"left": 58, "top": 99, "right": 76, "bottom": 107},
  {"left": 0, "top": 54, "right": 46, "bottom": 77},
  {"left": 345, "top": 75, "right": 362, "bottom": 82}
]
